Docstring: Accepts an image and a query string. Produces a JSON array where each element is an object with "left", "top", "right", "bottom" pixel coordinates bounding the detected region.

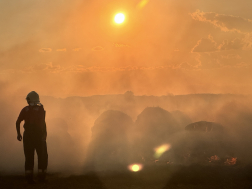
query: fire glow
[
  {"left": 154, "top": 144, "right": 171, "bottom": 158},
  {"left": 209, "top": 155, "right": 220, "bottom": 162},
  {"left": 128, "top": 164, "right": 143, "bottom": 172},
  {"left": 225, "top": 157, "right": 237, "bottom": 165}
]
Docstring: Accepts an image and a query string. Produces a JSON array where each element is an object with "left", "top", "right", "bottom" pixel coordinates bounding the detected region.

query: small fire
[
  {"left": 166, "top": 161, "right": 174, "bottom": 164},
  {"left": 209, "top": 155, "right": 220, "bottom": 162},
  {"left": 128, "top": 164, "right": 143, "bottom": 172},
  {"left": 225, "top": 157, "right": 237, "bottom": 165}
]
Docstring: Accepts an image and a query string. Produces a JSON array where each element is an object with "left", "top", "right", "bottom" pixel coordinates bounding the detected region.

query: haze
[
  {"left": 1, "top": 0, "right": 252, "bottom": 97},
  {"left": 1, "top": 0, "right": 252, "bottom": 176}
]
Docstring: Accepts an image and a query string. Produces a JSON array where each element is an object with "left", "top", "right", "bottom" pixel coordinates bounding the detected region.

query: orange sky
[{"left": 1, "top": 0, "right": 252, "bottom": 97}]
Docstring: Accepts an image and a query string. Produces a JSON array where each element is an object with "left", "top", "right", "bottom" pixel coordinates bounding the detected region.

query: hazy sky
[{"left": 1, "top": 0, "right": 252, "bottom": 97}]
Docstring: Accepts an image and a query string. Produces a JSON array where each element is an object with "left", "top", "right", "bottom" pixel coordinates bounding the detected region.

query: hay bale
[{"left": 88, "top": 110, "right": 134, "bottom": 170}]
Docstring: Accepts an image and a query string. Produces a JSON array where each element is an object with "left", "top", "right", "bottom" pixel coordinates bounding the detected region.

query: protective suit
[{"left": 16, "top": 91, "right": 48, "bottom": 183}]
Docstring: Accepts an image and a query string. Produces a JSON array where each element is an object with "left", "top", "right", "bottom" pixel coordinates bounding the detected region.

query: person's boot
[
  {"left": 25, "top": 170, "right": 34, "bottom": 184},
  {"left": 38, "top": 169, "right": 47, "bottom": 183}
]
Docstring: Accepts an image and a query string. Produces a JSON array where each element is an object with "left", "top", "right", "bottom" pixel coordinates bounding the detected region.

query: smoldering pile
[
  {"left": 86, "top": 106, "right": 246, "bottom": 171},
  {"left": 2, "top": 94, "right": 252, "bottom": 174}
]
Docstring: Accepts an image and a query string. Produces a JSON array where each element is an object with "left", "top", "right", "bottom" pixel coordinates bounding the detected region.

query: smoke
[
  {"left": 86, "top": 110, "right": 134, "bottom": 171},
  {"left": 214, "top": 99, "right": 252, "bottom": 163},
  {"left": 1, "top": 87, "right": 252, "bottom": 175},
  {"left": 2, "top": 0, "right": 252, "bottom": 97}
]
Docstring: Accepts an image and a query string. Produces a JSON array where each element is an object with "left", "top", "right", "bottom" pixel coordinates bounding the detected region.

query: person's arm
[
  {"left": 42, "top": 109, "right": 47, "bottom": 141},
  {"left": 16, "top": 119, "right": 22, "bottom": 141},
  {"left": 16, "top": 109, "right": 24, "bottom": 141}
]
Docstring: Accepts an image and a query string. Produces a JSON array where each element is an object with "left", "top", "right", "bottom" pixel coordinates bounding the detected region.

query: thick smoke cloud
[
  {"left": 215, "top": 100, "right": 252, "bottom": 164},
  {"left": 1, "top": 1, "right": 252, "bottom": 179},
  {"left": 1, "top": 90, "right": 252, "bottom": 174}
]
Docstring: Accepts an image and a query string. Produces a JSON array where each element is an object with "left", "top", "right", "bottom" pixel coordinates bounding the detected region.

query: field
[{"left": 1, "top": 165, "right": 252, "bottom": 189}]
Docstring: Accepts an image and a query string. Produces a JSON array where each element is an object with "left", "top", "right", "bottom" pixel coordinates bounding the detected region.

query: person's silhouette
[{"left": 16, "top": 91, "right": 48, "bottom": 183}]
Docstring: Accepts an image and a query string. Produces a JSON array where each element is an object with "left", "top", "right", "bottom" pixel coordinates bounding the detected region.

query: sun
[{"left": 114, "top": 13, "right": 125, "bottom": 24}]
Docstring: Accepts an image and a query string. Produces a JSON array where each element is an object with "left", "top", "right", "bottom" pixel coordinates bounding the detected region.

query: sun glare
[
  {"left": 114, "top": 13, "right": 125, "bottom": 24},
  {"left": 154, "top": 144, "right": 171, "bottom": 158},
  {"left": 128, "top": 164, "right": 143, "bottom": 172}
]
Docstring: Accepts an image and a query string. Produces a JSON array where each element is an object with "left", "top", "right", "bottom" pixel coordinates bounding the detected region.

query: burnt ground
[{"left": 1, "top": 165, "right": 252, "bottom": 189}]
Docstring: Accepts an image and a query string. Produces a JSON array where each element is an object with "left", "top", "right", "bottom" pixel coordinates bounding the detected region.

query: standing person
[{"left": 16, "top": 91, "right": 48, "bottom": 183}]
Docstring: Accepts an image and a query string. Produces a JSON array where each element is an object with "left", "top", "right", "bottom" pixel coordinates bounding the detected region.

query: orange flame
[
  {"left": 224, "top": 157, "right": 237, "bottom": 165},
  {"left": 209, "top": 155, "right": 220, "bottom": 162}
]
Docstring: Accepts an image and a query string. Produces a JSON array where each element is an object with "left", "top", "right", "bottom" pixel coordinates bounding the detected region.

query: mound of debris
[
  {"left": 134, "top": 107, "right": 180, "bottom": 162},
  {"left": 182, "top": 121, "right": 233, "bottom": 165},
  {"left": 87, "top": 110, "right": 134, "bottom": 170}
]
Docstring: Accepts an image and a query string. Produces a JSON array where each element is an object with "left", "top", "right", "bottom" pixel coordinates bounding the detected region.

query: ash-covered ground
[{"left": 1, "top": 165, "right": 252, "bottom": 189}]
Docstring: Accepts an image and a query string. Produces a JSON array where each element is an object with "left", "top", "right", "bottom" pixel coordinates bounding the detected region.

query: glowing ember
[
  {"left": 128, "top": 164, "right": 143, "bottom": 172},
  {"left": 225, "top": 157, "right": 237, "bottom": 165},
  {"left": 154, "top": 144, "right": 171, "bottom": 158},
  {"left": 209, "top": 155, "right": 220, "bottom": 162}
]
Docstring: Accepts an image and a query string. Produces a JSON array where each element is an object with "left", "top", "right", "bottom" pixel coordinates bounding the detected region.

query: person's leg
[
  {"left": 23, "top": 132, "right": 35, "bottom": 183},
  {"left": 36, "top": 140, "right": 48, "bottom": 182}
]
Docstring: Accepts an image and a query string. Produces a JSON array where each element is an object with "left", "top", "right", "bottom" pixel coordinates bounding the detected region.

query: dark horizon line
[{"left": 37, "top": 92, "right": 249, "bottom": 99}]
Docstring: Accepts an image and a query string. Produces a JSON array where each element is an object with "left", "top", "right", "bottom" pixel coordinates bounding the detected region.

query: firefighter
[{"left": 16, "top": 91, "right": 48, "bottom": 183}]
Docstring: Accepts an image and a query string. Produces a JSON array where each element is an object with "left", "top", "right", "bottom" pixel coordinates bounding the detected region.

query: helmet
[{"left": 26, "top": 91, "right": 40, "bottom": 104}]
